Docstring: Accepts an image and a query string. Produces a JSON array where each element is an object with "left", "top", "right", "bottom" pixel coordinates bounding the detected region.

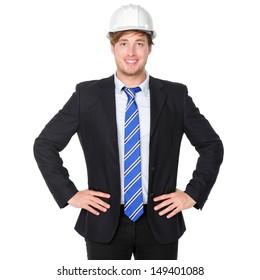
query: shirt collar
[{"left": 114, "top": 72, "right": 150, "bottom": 97}]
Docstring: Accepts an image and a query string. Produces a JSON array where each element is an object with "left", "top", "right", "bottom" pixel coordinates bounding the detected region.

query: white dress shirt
[{"left": 114, "top": 73, "right": 151, "bottom": 204}]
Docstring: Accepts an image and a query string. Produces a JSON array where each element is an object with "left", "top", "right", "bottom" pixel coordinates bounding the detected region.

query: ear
[
  {"left": 111, "top": 43, "right": 115, "bottom": 54},
  {"left": 148, "top": 45, "right": 152, "bottom": 55}
]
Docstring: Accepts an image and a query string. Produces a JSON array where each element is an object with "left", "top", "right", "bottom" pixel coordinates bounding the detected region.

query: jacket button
[
  {"left": 150, "top": 193, "right": 154, "bottom": 197},
  {"left": 151, "top": 166, "right": 156, "bottom": 171}
]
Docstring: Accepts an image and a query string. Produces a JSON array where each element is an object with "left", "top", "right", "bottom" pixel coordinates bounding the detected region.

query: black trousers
[{"left": 85, "top": 206, "right": 178, "bottom": 260}]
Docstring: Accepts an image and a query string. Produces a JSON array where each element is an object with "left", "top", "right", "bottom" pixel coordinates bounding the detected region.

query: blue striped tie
[{"left": 123, "top": 86, "right": 144, "bottom": 222}]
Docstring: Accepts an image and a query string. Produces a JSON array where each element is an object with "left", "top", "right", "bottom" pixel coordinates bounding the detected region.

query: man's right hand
[{"left": 68, "top": 189, "right": 111, "bottom": 216}]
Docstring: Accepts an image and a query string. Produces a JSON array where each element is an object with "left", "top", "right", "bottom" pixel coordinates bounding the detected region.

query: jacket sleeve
[
  {"left": 33, "top": 90, "right": 80, "bottom": 208},
  {"left": 183, "top": 89, "right": 224, "bottom": 209}
]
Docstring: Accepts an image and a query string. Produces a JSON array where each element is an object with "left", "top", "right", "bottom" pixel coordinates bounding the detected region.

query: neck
[{"left": 116, "top": 71, "right": 146, "bottom": 87}]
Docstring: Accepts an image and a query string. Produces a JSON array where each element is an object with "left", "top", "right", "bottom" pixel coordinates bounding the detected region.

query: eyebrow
[{"left": 119, "top": 38, "right": 146, "bottom": 42}]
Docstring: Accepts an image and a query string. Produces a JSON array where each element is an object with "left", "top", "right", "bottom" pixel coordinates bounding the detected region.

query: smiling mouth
[{"left": 125, "top": 59, "right": 138, "bottom": 64}]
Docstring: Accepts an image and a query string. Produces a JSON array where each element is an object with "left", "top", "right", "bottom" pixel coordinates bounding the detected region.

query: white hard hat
[{"left": 107, "top": 4, "right": 156, "bottom": 39}]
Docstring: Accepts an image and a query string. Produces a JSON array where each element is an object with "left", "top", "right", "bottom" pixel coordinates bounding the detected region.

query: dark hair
[{"left": 109, "top": 30, "right": 154, "bottom": 46}]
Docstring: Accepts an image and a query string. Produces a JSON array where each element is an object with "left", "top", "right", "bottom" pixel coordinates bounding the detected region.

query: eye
[{"left": 120, "top": 42, "right": 127, "bottom": 46}]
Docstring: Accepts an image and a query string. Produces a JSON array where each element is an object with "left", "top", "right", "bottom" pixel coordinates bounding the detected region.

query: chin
[{"left": 122, "top": 68, "right": 144, "bottom": 77}]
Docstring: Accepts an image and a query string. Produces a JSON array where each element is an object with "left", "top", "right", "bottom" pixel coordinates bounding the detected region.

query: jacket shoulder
[
  {"left": 150, "top": 76, "right": 188, "bottom": 93},
  {"left": 75, "top": 75, "right": 114, "bottom": 92},
  {"left": 150, "top": 77, "right": 189, "bottom": 103}
]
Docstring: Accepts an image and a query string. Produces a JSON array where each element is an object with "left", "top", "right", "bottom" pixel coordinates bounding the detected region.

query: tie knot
[{"left": 123, "top": 86, "right": 141, "bottom": 99}]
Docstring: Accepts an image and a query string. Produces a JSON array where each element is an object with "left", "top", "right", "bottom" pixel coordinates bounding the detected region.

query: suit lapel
[
  {"left": 99, "top": 75, "right": 118, "bottom": 134},
  {"left": 98, "top": 75, "right": 166, "bottom": 139},
  {"left": 149, "top": 77, "right": 166, "bottom": 138}
]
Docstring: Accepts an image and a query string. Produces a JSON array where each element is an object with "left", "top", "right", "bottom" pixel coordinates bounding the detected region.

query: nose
[{"left": 128, "top": 44, "right": 136, "bottom": 56}]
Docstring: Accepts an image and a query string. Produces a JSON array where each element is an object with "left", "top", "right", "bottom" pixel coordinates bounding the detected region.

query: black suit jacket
[{"left": 34, "top": 75, "right": 223, "bottom": 243}]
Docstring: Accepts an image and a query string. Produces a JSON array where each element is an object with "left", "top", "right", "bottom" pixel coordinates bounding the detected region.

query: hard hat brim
[{"left": 106, "top": 27, "right": 156, "bottom": 39}]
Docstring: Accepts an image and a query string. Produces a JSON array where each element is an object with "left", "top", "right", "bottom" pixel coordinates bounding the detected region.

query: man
[{"left": 34, "top": 4, "right": 223, "bottom": 260}]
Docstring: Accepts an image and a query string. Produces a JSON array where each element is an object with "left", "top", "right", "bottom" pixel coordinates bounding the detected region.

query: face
[{"left": 111, "top": 32, "right": 152, "bottom": 80}]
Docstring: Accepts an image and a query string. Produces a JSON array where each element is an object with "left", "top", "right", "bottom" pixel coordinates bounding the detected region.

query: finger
[
  {"left": 166, "top": 207, "right": 180, "bottom": 219},
  {"left": 88, "top": 201, "right": 109, "bottom": 213},
  {"left": 84, "top": 205, "right": 100, "bottom": 216},
  {"left": 89, "top": 196, "right": 110, "bottom": 209},
  {"left": 154, "top": 199, "right": 173, "bottom": 211},
  {"left": 153, "top": 193, "right": 173, "bottom": 202},
  {"left": 90, "top": 190, "right": 111, "bottom": 198},
  {"left": 158, "top": 203, "right": 177, "bottom": 216}
]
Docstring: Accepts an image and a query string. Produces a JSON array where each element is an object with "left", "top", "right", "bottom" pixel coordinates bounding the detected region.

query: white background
[{"left": 1, "top": 0, "right": 260, "bottom": 279}]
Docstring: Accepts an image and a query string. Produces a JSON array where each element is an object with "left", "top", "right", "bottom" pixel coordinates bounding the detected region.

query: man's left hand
[{"left": 153, "top": 189, "right": 196, "bottom": 218}]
